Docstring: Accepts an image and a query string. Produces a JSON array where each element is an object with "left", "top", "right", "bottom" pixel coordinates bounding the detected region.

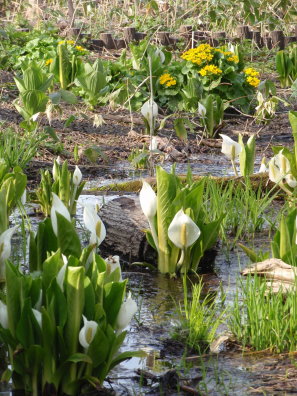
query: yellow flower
[
  {"left": 67, "top": 40, "right": 75, "bottom": 45},
  {"left": 75, "top": 45, "right": 85, "bottom": 52},
  {"left": 181, "top": 44, "right": 214, "bottom": 65},
  {"left": 159, "top": 73, "right": 177, "bottom": 87},
  {"left": 227, "top": 55, "right": 239, "bottom": 63},
  {"left": 244, "top": 68, "right": 259, "bottom": 77},
  {"left": 58, "top": 40, "right": 65, "bottom": 45},
  {"left": 45, "top": 58, "right": 53, "bottom": 66},
  {"left": 246, "top": 76, "right": 260, "bottom": 87},
  {"left": 199, "top": 64, "right": 222, "bottom": 76}
]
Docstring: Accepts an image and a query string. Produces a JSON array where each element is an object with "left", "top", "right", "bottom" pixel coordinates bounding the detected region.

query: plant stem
[{"left": 231, "top": 159, "right": 238, "bottom": 177}]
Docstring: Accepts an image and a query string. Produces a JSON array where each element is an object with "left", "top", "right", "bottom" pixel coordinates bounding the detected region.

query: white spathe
[
  {"left": 73, "top": 166, "right": 82, "bottom": 186},
  {"left": 139, "top": 181, "right": 157, "bottom": 219},
  {"left": 0, "top": 301, "right": 8, "bottom": 329},
  {"left": 219, "top": 134, "right": 242, "bottom": 160},
  {"left": 259, "top": 157, "right": 268, "bottom": 173},
  {"left": 115, "top": 292, "right": 138, "bottom": 332},
  {"left": 0, "top": 226, "right": 18, "bottom": 263},
  {"left": 168, "top": 209, "right": 201, "bottom": 249},
  {"left": 198, "top": 102, "right": 206, "bottom": 118},
  {"left": 269, "top": 151, "right": 297, "bottom": 187},
  {"left": 154, "top": 48, "right": 165, "bottom": 63},
  {"left": 141, "top": 100, "right": 158, "bottom": 123},
  {"left": 105, "top": 255, "right": 122, "bottom": 281},
  {"left": 50, "top": 193, "right": 71, "bottom": 236},
  {"left": 32, "top": 308, "right": 42, "bottom": 327},
  {"left": 57, "top": 260, "right": 67, "bottom": 292},
  {"left": 83, "top": 204, "right": 106, "bottom": 246},
  {"left": 21, "top": 189, "right": 26, "bottom": 205},
  {"left": 79, "top": 315, "right": 98, "bottom": 349}
]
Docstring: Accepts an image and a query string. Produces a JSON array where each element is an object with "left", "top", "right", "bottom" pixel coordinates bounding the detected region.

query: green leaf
[
  {"left": 87, "top": 327, "right": 110, "bottom": 367},
  {"left": 67, "top": 353, "right": 93, "bottom": 364},
  {"left": 103, "top": 281, "right": 127, "bottom": 327},
  {"left": 56, "top": 213, "right": 82, "bottom": 258},
  {"left": 65, "top": 266, "right": 85, "bottom": 354},
  {"left": 174, "top": 118, "right": 188, "bottom": 141}
]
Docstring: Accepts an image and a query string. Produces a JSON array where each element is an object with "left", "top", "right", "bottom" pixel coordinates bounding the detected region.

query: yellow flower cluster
[
  {"left": 159, "top": 73, "right": 177, "bottom": 87},
  {"left": 244, "top": 68, "right": 259, "bottom": 77},
  {"left": 227, "top": 55, "right": 239, "bottom": 63},
  {"left": 75, "top": 45, "right": 86, "bottom": 52},
  {"left": 246, "top": 76, "right": 260, "bottom": 87},
  {"left": 199, "top": 64, "right": 222, "bottom": 76},
  {"left": 181, "top": 44, "right": 214, "bottom": 65},
  {"left": 244, "top": 68, "right": 260, "bottom": 87},
  {"left": 45, "top": 58, "right": 53, "bottom": 66},
  {"left": 58, "top": 40, "right": 75, "bottom": 45}
]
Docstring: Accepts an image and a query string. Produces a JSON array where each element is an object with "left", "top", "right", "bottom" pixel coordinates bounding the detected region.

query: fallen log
[
  {"left": 88, "top": 173, "right": 274, "bottom": 194},
  {"left": 99, "top": 196, "right": 156, "bottom": 263}
]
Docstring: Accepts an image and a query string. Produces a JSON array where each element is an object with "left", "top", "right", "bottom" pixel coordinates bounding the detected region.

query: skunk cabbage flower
[
  {"left": 0, "top": 301, "right": 8, "bottom": 329},
  {"left": 154, "top": 48, "right": 165, "bottom": 63},
  {"left": 57, "top": 257, "right": 67, "bottom": 292},
  {"left": 83, "top": 204, "right": 106, "bottom": 246},
  {"left": 168, "top": 209, "right": 201, "bottom": 249},
  {"left": 52, "top": 157, "right": 61, "bottom": 181},
  {"left": 73, "top": 166, "right": 82, "bottom": 186},
  {"left": 0, "top": 226, "right": 18, "bottom": 264},
  {"left": 21, "top": 189, "right": 26, "bottom": 205},
  {"left": 105, "top": 255, "right": 122, "bottom": 281},
  {"left": 259, "top": 157, "right": 268, "bottom": 173},
  {"left": 139, "top": 181, "right": 157, "bottom": 219},
  {"left": 198, "top": 103, "right": 206, "bottom": 118},
  {"left": 219, "top": 134, "right": 242, "bottom": 160},
  {"left": 269, "top": 151, "right": 297, "bottom": 187},
  {"left": 51, "top": 193, "right": 71, "bottom": 236},
  {"left": 115, "top": 292, "right": 138, "bottom": 332},
  {"left": 32, "top": 308, "right": 42, "bottom": 327},
  {"left": 79, "top": 315, "right": 98, "bottom": 349},
  {"left": 141, "top": 100, "right": 158, "bottom": 126}
]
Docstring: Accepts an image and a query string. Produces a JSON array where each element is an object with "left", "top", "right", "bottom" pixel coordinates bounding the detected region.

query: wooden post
[
  {"left": 157, "top": 32, "right": 172, "bottom": 46},
  {"left": 115, "top": 38, "right": 126, "bottom": 49},
  {"left": 270, "top": 30, "right": 285, "bottom": 49},
  {"left": 252, "top": 31, "right": 262, "bottom": 47},
  {"left": 100, "top": 33, "right": 116, "bottom": 49},
  {"left": 136, "top": 32, "right": 147, "bottom": 41},
  {"left": 236, "top": 25, "right": 252, "bottom": 39},
  {"left": 90, "top": 39, "right": 104, "bottom": 52},
  {"left": 124, "top": 27, "right": 137, "bottom": 43}
]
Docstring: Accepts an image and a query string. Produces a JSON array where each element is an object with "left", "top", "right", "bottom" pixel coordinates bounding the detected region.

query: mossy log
[{"left": 87, "top": 173, "right": 275, "bottom": 194}]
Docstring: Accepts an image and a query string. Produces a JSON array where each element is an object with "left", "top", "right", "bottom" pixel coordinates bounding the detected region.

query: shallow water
[
  {"left": 83, "top": 153, "right": 264, "bottom": 190},
  {"left": 5, "top": 190, "right": 291, "bottom": 396}
]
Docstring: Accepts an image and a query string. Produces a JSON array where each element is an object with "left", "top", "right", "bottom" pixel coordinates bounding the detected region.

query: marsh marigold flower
[
  {"left": 226, "top": 55, "right": 239, "bottom": 63},
  {"left": 75, "top": 45, "right": 85, "bottom": 52},
  {"left": 159, "top": 73, "right": 177, "bottom": 87},
  {"left": 199, "top": 64, "right": 222, "bottom": 76},
  {"left": 181, "top": 44, "right": 214, "bottom": 65},
  {"left": 244, "top": 68, "right": 259, "bottom": 77},
  {"left": 246, "top": 76, "right": 260, "bottom": 87},
  {"left": 45, "top": 58, "right": 53, "bottom": 66}
]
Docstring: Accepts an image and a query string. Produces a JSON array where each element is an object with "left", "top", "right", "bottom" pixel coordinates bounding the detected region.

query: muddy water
[{"left": 4, "top": 193, "right": 293, "bottom": 396}]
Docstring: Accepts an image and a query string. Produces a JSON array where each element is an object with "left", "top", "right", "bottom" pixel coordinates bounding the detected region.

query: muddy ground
[{"left": 1, "top": 69, "right": 296, "bottom": 190}]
